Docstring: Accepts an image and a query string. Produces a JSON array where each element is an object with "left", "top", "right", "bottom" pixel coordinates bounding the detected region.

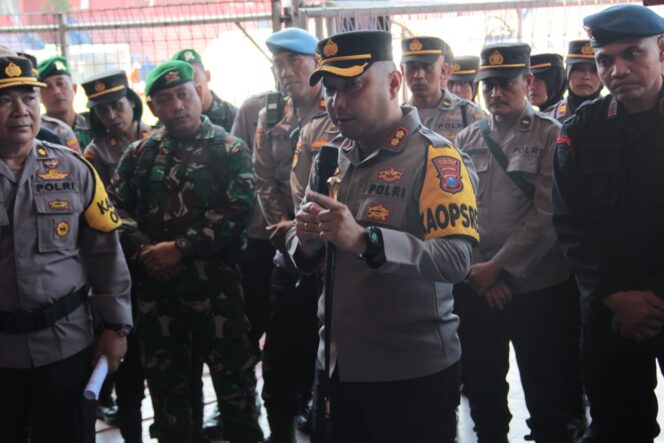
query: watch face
[{"left": 369, "top": 229, "right": 380, "bottom": 244}]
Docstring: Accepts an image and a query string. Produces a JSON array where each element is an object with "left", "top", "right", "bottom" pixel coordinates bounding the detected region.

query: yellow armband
[
  {"left": 82, "top": 158, "right": 122, "bottom": 232},
  {"left": 419, "top": 144, "right": 479, "bottom": 242}
]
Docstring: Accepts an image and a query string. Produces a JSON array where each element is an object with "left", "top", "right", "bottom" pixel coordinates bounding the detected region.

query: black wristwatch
[
  {"left": 174, "top": 237, "right": 194, "bottom": 259},
  {"left": 104, "top": 324, "right": 133, "bottom": 337},
  {"left": 360, "top": 225, "right": 384, "bottom": 266}
]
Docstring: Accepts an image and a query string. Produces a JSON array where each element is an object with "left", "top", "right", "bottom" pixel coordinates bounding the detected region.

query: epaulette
[
  {"left": 419, "top": 125, "right": 454, "bottom": 148},
  {"left": 37, "top": 140, "right": 85, "bottom": 160},
  {"left": 533, "top": 110, "right": 560, "bottom": 126}
]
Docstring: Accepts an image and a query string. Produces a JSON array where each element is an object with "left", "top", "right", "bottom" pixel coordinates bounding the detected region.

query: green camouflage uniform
[
  {"left": 73, "top": 112, "right": 93, "bottom": 149},
  {"left": 205, "top": 91, "right": 237, "bottom": 132},
  {"left": 109, "top": 116, "right": 262, "bottom": 443}
]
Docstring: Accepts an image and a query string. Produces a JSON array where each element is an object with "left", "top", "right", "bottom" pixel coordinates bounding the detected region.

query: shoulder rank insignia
[
  {"left": 388, "top": 127, "right": 408, "bottom": 150},
  {"left": 556, "top": 102, "right": 568, "bottom": 118}
]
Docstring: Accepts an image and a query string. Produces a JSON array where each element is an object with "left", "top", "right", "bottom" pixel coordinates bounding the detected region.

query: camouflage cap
[
  {"left": 145, "top": 60, "right": 194, "bottom": 96},
  {"left": 37, "top": 56, "right": 70, "bottom": 81},
  {"left": 172, "top": 48, "right": 203, "bottom": 66},
  {"left": 0, "top": 56, "right": 47, "bottom": 90}
]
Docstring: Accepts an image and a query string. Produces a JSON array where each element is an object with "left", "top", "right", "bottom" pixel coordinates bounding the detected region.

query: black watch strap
[
  {"left": 104, "top": 323, "right": 132, "bottom": 337},
  {"left": 361, "top": 226, "right": 384, "bottom": 268}
]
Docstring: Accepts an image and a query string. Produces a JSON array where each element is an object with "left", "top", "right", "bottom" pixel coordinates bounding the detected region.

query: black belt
[{"left": 0, "top": 288, "right": 87, "bottom": 334}]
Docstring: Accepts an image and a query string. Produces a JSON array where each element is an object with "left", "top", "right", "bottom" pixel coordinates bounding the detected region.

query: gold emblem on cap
[
  {"left": 94, "top": 81, "right": 106, "bottom": 92},
  {"left": 581, "top": 43, "right": 594, "bottom": 56},
  {"left": 55, "top": 60, "right": 65, "bottom": 71},
  {"left": 184, "top": 51, "right": 195, "bottom": 61},
  {"left": 452, "top": 63, "right": 461, "bottom": 73},
  {"left": 5, "top": 62, "right": 21, "bottom": 78},
  {"left": 489, "top": 51, "right": 504, "bottom": 66},
  {"left": 323, "top": 39, "right": 338, "bottom": 58},
  {"left": 165, "top": 71, "right": 181, "bottom": 84},
  {"left": 409, "top": 39, "right": 423, "bottom": 52}
]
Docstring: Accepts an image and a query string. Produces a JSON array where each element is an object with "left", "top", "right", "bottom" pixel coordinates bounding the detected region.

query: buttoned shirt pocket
[
  {"left": 469, "top": 153, "right": 490, "bottom": 198},
  {"left": 506, "top": 153, "right": 539, "bottom": 199},
  {"left": 356, "top": 197, "right": 407, "bottom": 229},
  {"left": 34, "top": 194, "right": 81, "bottom": 252}
]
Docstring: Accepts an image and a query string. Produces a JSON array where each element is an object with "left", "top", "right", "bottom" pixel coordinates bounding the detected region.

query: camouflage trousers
[{"left": 136, "top": 264, "right": 263, "bottom": 443}]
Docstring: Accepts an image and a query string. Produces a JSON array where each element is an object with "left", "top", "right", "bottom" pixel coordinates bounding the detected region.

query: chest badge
[
  {"left": 48, "top": 199, "right": 71, "bottom": 211},
  {"left": 432, "top": 156, "right": 463, "bottom": 194},
  {"left": 378, "top": 167, "right": 404, "bottom": 183},
  {"left": 38, "top": 159, "right": 70, "bottom": 181},
  {"left": 367, "top": 204, "right": 390, "bottom": 222},
  {"left": 55, "top": 220, "right": 70, "bottom": 237}
]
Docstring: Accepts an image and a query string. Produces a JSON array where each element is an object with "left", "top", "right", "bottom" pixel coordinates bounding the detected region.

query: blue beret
[
  {"left": 266, "top": 28, "right": 318, "bottom": 56},
  {"left": 583, "top": 4, "right": 664, "bottom": 47}
]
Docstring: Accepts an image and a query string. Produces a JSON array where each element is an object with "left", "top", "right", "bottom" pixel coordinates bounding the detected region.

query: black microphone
[{"left": 316, "top": 144, "right": 339, "bottom": 196}]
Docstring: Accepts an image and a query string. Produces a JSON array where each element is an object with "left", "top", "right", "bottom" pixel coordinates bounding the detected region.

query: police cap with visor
[{"left": 309, "top": 30, "right": 393, "bottom": 86}]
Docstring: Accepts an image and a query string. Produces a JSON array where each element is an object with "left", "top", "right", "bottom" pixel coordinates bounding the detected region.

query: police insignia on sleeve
[
  {"left": 419, "top": 144, "right": 479, "bottom": 243},
  {"left": 432, "top": 156, "right": 463, "bottom": 194}
]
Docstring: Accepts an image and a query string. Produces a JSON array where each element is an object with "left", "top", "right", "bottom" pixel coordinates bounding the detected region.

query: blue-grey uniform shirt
[{"left": 0, "top": 141, "right": 132, "bottom": 368}]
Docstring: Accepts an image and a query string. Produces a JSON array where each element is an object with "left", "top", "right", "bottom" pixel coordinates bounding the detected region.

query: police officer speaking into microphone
[{"left": 286, "top": 30, "right": 480, "bottom": 443}]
